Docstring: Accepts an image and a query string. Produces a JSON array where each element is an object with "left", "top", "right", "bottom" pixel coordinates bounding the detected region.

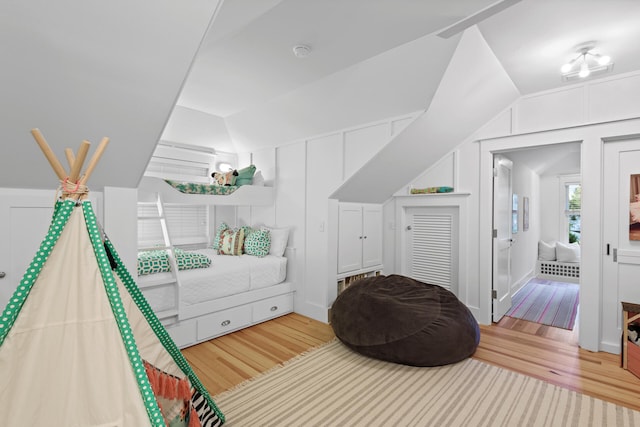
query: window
[
  {"left": 565, "top": 182, "right": 581, "bottom": 243},
  {"left": 138, "top": 204, "right": 210, "bottom": 248}
]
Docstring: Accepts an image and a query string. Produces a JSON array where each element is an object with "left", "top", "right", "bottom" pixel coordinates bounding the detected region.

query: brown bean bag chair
[{"left": 330, "top": 274, "right": 480, "bottom": 366}]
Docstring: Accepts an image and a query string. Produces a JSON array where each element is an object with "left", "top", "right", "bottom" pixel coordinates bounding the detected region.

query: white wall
[
  {"left": 507, "top": 161, "right": 539, "bottom": 291},
  {"left": 245, "top": 113, "right": 418, "bottom": 321},
  {"left": 539, "top": 175, "right": 562, "bottom": 244},
  {"left": 332, "top": 26, "right": 519, "bottom": 204}
]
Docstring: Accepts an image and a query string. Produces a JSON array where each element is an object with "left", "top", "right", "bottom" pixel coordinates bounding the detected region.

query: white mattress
[{"left": 137, "top": 249, "right": 287, "bottom": 311}]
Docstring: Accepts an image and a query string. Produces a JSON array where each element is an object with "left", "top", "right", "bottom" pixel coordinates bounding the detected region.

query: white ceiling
[{"left": 169, "top": 0, "right": 640, "bottom": 156}]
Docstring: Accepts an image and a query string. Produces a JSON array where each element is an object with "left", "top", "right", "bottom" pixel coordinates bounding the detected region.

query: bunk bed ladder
[{"left": 137, "top": 193, "right": 181, "bottom": 325}]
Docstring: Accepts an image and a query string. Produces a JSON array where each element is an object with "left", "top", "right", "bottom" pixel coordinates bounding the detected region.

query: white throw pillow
[
  {"left": 556, "top": 242, "right": 581, "bottom": 263},
  {"left": 538, "top": 241, "right": 556, "bottom": 261},
  {"left": 252, "top": 171, "right": 265, "bottom": 186},
  {"left": 261, "top": 225, "right": 290, "bottom": 257}
]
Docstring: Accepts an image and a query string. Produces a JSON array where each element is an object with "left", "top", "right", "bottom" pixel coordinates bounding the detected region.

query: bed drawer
[
  {"left": 253, "top": 293, "right": 293, "bottom": 323},
  {"left": 165, "top": 319, "right": 197, "bottom": 349},
  {"left": 197, "top": 305, "right": 252, "bottom": 340}
]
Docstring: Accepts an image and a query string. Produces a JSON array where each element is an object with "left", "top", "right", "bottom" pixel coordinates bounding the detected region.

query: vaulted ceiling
[
  {"left": 2, "top": 0, "right": 639, "bottom": 190},
  {"left": 169, "top": 0, "right": 640, "bottom": 154}
]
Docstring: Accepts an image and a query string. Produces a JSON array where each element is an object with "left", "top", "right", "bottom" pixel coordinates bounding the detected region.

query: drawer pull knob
[
  {"left": 221, "top": 320, "right": 231, "bottom": 327},
  {"left": 270, "top": 305, "right": 278, "bottom": 312}
]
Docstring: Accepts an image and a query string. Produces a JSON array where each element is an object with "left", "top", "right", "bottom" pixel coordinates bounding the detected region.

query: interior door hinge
[
  {"left": 492, "top": 289, "right": 497, "bottom": 299},
  {"left": 492, "top": 229, "right": 498, "bottom": 238},
  {"left": 493, "top": 167, "right": 498, "bottom": 177}
]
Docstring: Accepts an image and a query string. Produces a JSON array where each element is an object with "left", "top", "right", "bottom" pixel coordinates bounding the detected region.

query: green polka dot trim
[
  {"left": 106, "top": 241, "right": 225, "bottom": 424},
  {"left": 0, "top": 200, "right": 74, "bottom": 347},
  {"left": 82, "top": 202, "right": 165, "bottom": 427},
  {"left": 243, "top": 228, "right": 271, "bottom": 257}
]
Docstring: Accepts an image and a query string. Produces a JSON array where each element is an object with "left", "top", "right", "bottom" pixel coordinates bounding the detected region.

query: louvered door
[{"left": 406, "top": 207, "right": 458, "bottom": 293}]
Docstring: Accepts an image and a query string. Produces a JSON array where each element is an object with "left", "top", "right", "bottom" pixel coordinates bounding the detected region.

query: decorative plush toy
[
  {"left": 211, "top": 170, "right": 238, "bottom": 186},
  {"left": 629, "top": 323, "right": 640, "bottom": 343}
]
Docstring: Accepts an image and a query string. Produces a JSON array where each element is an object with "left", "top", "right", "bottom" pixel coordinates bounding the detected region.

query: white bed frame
[
  {"left": 165, "top": 248, "right": 296, "bottom": 349},
  {"left": 138, "top": 176, "right": 274, "bottom": 206},
  {"left": 137, "top": 175, "right": 295, "bottom": 348}
]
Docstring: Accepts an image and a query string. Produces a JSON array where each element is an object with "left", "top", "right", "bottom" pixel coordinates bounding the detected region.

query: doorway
[{"left": 490, "top": 143, "right": 582, "bottom": 330}]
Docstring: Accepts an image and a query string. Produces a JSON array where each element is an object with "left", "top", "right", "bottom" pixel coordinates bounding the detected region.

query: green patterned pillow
[
  {"left": 175, "top": 248, "right": 211, "bottom": 270},
  {"left": 235, "top": 165, "right": 256, "bottom": 186},
  {"left": 243, "top": 229, "right": 271, "bottom": 257},
  {"left": 212, "top": 222, "right": 229, "bottom": 250},
  {"left": 218, "top": 228, "right": 246, "bottom": 256},
  {"left": 138, "top": 249, "right": 211, "bottom": 275},
  {"left": 137, "top": 250, "right": 170, "bottom": 275}
]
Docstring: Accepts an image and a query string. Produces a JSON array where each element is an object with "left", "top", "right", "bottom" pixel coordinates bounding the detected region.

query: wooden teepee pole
[
  {"left": 64, "top": 148, "right": 76, "bottom": 171},
  {"left": 31, "top": 129, "right": 110, "bottom": 200},
  {"left": 31, "top": 128, "right": 67, "bottom": 181},
  {"left": 79, "top": 137, "right": 109, "bottom": 186},
  {"left": 69, "top": 140, "right": 91, "bottom": 184}
]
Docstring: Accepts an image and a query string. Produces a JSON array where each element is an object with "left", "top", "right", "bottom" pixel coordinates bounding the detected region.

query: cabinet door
[
  {"left": 0, "top": 193, "right": 54, "bottom": 309},
  {"left": 362, "top": 204, "right": 383, "bottom": 268},
  {"left": 338, "top": 203, "right": 363, "bottom": 273}
]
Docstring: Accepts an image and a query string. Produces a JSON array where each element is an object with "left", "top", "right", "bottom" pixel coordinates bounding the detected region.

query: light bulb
[
  {"left": 598, "top": 55, "right": 611, "bottom": 66},
  {"left": 579, "top": 61, "right": 590, "bottom": 78},
  {"left": 561, "top": 63, "right": 573, "bottom": 73}
]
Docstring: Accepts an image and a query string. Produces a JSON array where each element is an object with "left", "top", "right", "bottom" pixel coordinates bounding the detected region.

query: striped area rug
[
  {"left": 214, "top": 340, "right": 639, "bottom": 426},
  {"left": 506, "top": 278, "right": 579, "bottom": 329}
]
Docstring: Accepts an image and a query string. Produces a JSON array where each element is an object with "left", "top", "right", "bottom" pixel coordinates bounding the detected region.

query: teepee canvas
[{"left": 0, "top": 130, "right": 224, "bottom": 426}]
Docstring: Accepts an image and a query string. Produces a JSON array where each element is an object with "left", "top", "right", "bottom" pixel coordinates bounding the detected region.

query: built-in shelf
[
  {"left": 397, "top": 192, "right": 471, "bottom": 198},
  {"left": 337, "top": 269, "right": 382, "bottom": 295}
]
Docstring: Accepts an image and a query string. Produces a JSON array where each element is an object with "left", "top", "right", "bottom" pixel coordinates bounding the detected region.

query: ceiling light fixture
[
  {"left": 292, "top": 44, "right": 312, "bottom": 59},
  {"left": 561, "top": 44, "right": 613, "bottom": 81}
]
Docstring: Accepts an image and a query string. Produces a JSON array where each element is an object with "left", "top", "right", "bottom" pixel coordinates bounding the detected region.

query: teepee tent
[{"left": 0, "top": 130, "right": 224, "bottom": 426}]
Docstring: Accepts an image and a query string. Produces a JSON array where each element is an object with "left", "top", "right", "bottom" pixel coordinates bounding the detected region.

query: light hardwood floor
[{"left": 182, "top": 313, "right": 640, "bottom": 411}]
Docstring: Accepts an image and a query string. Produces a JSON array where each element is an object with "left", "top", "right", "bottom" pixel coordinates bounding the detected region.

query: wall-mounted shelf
[{"left": 396, "top": 192, "right": 471, "bottom": 198}]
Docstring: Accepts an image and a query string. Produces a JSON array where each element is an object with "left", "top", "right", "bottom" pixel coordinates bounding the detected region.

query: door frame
[{"left": 479, "top": 120, "right": 640, "bottom": 352}]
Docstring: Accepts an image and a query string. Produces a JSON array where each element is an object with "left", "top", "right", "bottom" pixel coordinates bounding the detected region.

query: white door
[
  {"left": 406, "top": 206, "right": 458, "bottom": 293},
  {"left": 361, "top": 204, "right": 382, "bottom": 269},
  {"left": 337, "top": 203, "right": 363, "bottom": 274},
  {"left": 602, "top": 139, "right": 640, "bottom": 347},
  {"left": 0, "top": 194, "right": 54, "bottom": 309},
  {"left": 492, "top": 155, "right": 513, "bottom": 322}
]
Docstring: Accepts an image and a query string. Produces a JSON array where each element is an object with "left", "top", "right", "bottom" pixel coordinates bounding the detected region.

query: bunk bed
[
  {"left": 137, "top": 176, "right": 294, "bottom": 348},
  {"left": 138, "top": 176, "right": 274, "bottom": 206}
]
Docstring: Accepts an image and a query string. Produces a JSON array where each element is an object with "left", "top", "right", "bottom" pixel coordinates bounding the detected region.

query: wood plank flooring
[
  {"left": 182, "top": 313, "right": 640, "bottom": 411},
  {"left": 182, "top": 313, "right": 334, "bottom": 395}
]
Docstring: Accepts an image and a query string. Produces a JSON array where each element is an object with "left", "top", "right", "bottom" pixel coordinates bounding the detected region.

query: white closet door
[
  {"left": 0, "top": 193, "right": 54, "bottom": 309},
  {"left": 406, "top": 206, "right": 458, "bottom": 293},
  {"left": 362, "top": 204, "right": 382, "bottom": 269},
  {"left": 338, "top": 203, "right": 363, "bottom": 274}
]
